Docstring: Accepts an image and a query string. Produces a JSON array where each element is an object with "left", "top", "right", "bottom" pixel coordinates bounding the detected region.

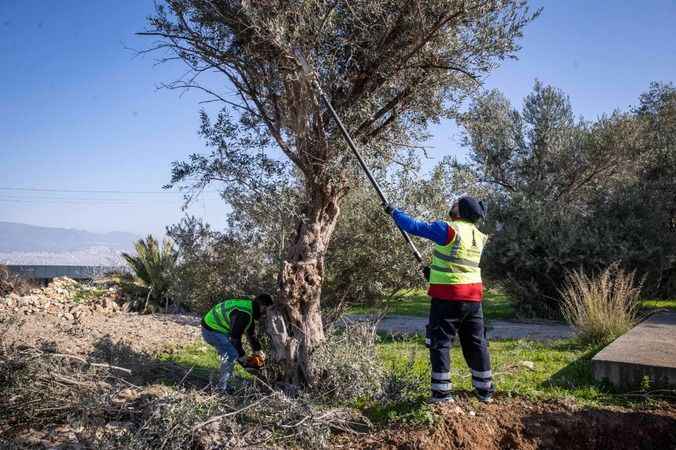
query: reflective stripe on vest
[
  {"left": 203, "top": 298, "right": 253, "bottom": 334},
  {"left": 429, "top": 220, "right": 486, "bottom": 286}
]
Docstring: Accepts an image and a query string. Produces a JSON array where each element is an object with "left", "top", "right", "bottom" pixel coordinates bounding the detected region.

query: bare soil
[
  {"left": 2, "top": 310, "right": 200, "bottom": 357},
  {"left": 1, "top": 277, "right": 201, "bottom": 358},
  {"left": 352, "top": 396, "right": 676, "bottom": 450},
  {"left": 3, "top": 279, "right": 676, "bottom": 449}
]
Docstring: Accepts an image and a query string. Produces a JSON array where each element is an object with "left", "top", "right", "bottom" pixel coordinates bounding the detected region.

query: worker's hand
[
  {"left": 383, "top": 203, "right": 395, "bottom": 215},
  {"left": 422, "top": 266, "right": 431, "bottom": 281}
]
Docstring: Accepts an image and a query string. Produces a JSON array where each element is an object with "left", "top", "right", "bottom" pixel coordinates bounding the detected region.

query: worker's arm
[
  {"left": 228, "top": 310, "right": 251, "bottom": 357},
  {"left": 391, "top": 208, "right": 454, "bottom": 246},
  {"left": 245, "top": 320, "right": 262, "bottom": 353}
]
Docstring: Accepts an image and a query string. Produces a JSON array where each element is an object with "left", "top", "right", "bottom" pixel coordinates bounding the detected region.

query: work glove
[
  {"left": 245, "top": 354, "right": 265, "bottom": 369},
  {"left": 422, "top": 266, "right": 431, "bottom": 281},
  {"left": 383, "top": 203, "right": 396, "bottom": 215}
]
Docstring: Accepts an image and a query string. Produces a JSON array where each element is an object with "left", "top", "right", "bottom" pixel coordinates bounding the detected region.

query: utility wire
[{"left": 0, "top": 187, "right": 219, "bottom": 195}]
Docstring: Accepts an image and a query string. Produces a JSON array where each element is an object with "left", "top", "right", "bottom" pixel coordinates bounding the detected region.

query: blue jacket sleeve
[{"left": 391, "top": 209, "right": 451, "bottom": 246}]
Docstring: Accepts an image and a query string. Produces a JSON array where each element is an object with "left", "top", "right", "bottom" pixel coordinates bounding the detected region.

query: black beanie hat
[{"left": 457, "top": 196, "right": 486, "bottom": 222}]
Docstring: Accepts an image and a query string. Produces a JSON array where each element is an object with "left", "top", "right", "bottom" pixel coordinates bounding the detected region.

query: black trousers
[{"left": 428, "top": 299, "right": 494, "bottom": 396}]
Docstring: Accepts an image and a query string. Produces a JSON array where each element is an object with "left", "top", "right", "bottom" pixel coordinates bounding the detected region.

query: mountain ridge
[{"left": 0, "top": 221, "right": 139, "bottom": 254}]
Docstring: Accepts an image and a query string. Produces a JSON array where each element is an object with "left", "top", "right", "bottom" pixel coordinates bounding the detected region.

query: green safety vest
[
  {"left": 203, "top": 298, "right": 253, "bottom": 335},
  {"left": 429, "top": 220, "right": 487, "bottom": 285}
]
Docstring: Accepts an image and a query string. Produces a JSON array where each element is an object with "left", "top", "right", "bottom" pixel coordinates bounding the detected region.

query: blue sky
[{"left": 1, "top": 1, "right": 674, "bottom": 236}]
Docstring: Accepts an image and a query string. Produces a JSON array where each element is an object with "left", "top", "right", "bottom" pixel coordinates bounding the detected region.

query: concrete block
[{"left": 592, "top": 312, "right": 676, "bottom": 388}]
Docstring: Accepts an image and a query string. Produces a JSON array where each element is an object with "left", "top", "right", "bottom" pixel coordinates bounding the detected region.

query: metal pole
[{"left": 295, "top": 51, "right": 423, "bottom": 264}]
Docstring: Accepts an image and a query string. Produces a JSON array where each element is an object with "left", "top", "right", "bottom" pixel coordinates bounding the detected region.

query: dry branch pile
[{"left": 0, "top": 324, "right": 373, "bottom": 449}]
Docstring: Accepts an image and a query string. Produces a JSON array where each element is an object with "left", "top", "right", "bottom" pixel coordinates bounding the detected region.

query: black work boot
[
  {"left": 430, "top": 391, "right": 454, "bottom": 404},
  {"left": 475, "top": 388, "right": 494, "bottom": 403}
]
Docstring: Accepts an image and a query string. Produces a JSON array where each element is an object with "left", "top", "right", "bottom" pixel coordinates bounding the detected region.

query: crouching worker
[
  {"left": 384, "top": 196, "right": 495, "bottom": 404},
  {"left": 201, "top": 294, "right": 273, "bottom": 392}
]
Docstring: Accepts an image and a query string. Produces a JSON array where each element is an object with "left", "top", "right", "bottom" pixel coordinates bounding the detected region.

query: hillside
[{"left": 0, "top": 222, "right": 139, "bottom": 265}]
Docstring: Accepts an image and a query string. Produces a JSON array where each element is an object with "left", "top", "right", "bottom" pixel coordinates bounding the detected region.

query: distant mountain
[{"left": 0, "top": 222, "right": 140, "bottom": 265}]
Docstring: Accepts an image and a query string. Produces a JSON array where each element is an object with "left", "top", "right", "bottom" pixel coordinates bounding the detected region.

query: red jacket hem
[{"left": 427, "top": 283, "right": 483, "bottom": 301}]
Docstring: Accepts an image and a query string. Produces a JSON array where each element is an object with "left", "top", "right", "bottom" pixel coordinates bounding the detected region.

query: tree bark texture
[{"left": 266, "top": 185, "right": 341, "bottom": 385}]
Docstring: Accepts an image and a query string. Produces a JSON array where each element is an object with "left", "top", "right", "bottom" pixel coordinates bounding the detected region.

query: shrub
[
  {"left": 309, "top": 321, "right": 385, "bottom": 402},
  {"left": 121, "top": 235, "right": 178, "bottom": 313},
  {"left": 0, "top": 265, "right": 35, "bottom": 297},
  {"left": 167, "top": 217, "right": 277, "bottom": 314},
  {"left": 560, "top": 265, "right": 642, "bottom": 346}
]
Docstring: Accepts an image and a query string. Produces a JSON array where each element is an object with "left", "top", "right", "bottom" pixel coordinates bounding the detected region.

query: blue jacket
[{"left": 391, "top": 209, "right": 453, "bottom": 246}]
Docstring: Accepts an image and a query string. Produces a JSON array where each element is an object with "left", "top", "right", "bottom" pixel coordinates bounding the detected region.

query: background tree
[
  {"left": 143, "top": 0, "right": 537, "bottom": 384},
  {"left": 459, "top": 81, "right": 675, "bottom": 317}
]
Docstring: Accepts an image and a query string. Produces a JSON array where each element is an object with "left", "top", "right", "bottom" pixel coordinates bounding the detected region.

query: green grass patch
[
  {"left": 160, "top": 341, "right": 252, "bottom": 380},
  {"left": 641, "top": 299, "right": 676, "bottom": 310},
  {"left": 375, "top": 336, "right": 619, "bottom": 405},
  {"left": 163, "top": 334, "right": 656, "bottom": 427},
  {"left": 349, "top": 287, "right": 516, "bottom": 320},
  {"left": 71, "top": 286, "right": 108, "bottom": 303}
]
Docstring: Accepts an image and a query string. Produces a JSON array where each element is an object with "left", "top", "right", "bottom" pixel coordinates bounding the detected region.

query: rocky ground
[{"left": 1, "top": 277, "right": 200, "bottom": 357}]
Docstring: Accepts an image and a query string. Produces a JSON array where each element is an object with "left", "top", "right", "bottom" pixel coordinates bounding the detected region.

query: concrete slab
[{"left": 592, "top": 312, "right": 676, "bottom": 389}]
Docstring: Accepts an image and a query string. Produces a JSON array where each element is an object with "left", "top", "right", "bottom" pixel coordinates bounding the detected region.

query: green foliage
[
  {"left": 462, "top": 82, "right": 676, "bottom": 317},
  {"left": 121, "top": 235, "right": 178, "bottom": 313},
  {"left": 167, "top": 216, "right": 278, "bottom": 314}
]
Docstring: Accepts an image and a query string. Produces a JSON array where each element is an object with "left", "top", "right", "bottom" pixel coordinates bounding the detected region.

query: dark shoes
[
  {"left": 475, "top": 388, "right": 494, "bottom": 403},
  {"left": 430, "top": 392, "right": 455, "bottom": 404}
]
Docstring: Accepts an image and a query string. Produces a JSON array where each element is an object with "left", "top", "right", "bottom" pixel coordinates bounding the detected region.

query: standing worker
[
  {"left": 201, "top": 294, "right": 273, "bottom": 392},
  {"left": 384, "top": 196, "right": 494, "bottom": 403}
]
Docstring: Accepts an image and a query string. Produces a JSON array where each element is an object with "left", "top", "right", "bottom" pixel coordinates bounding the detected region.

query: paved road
[{"left": 346, "top": 314, "right": 574, "bottom": 341}]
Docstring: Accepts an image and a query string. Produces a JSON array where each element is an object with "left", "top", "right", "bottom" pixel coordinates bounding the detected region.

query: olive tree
[{"left": 141, "top": 0, "right": 537, "bottom": 384}]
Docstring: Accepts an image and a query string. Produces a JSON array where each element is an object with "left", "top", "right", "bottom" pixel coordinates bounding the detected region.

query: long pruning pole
[{"left": 295, "top": 51, "right": 423, "bottom": 264}]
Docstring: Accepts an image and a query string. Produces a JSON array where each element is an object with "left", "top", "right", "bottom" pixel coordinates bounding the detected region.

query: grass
[
  {"left": 641, "top": 299, "right": 676, "bottom": 311},
  {"left": 376, "top": 336, "right": 614, "bottom": 404},
  {"left": 71, "top": 286, "right": 108, "bottom": 303},
  {"left": 163, "top": 333, "right": 633, "bottom": 427},
  {"left": 349, "top": 287, "right": 516, "bottom": 320},
  {"left": 159, "top": 341, "right": 252, "bottom": 381}
]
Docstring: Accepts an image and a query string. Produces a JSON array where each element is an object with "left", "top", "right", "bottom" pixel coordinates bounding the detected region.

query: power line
[{"left": 0, "top": 187, "right": 182, "bottom": 195}]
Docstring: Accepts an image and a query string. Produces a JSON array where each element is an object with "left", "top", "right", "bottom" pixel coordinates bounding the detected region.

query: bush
[
  {"left": 121, "top": 235, "right": 178, "bottom": 313},
  {"left": 167, "top": 217, "right": 277, "bottom": 314},
  {"left": 560, "top": 265, "right": 642, "bottom": 346},
  {"left": 0, "top": 265, "right": 35, "bottom": 297},
  {"left": 310, "top": 321, "right": 385, "bottom": 402}
]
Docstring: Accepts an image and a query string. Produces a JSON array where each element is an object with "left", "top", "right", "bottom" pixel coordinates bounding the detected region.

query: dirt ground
[
  {"left": 2, "top": 280, "right": 676, "bottom": 449},
  {"left": 2, "top": 310, "right": 200, "bottom": 357},
  {"left": 1, "top": 277, "right": 201, "bottom": 358},
  {"left": 3, "top": 312, "right": 200, "bottom": 356},
  {"left": 352, "top": 396, "right": 676, "bottom": 450}
]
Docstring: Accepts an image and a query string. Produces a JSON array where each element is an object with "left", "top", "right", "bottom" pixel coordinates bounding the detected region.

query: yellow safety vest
[
  {"left": 202, "top": 298, "right": 253, "bottom": 335},
  {"left": 429, "top": 220, "right": 486, "bottom": 285}
]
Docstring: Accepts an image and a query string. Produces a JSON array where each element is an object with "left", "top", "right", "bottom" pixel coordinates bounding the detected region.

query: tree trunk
[{"left": 265, "top": 186, "right": 341, "bottom": 386}]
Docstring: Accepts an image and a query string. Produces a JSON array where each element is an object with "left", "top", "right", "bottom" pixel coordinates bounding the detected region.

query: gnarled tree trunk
[{"left": 266, "top": 185, "right": 341, "bottom": 385}]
